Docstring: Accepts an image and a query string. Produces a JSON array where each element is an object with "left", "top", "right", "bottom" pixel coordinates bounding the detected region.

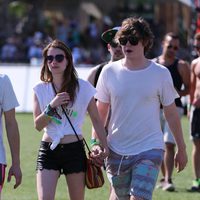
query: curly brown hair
[
  {"left": 115, "top": 17, "right": 154, "bottom": 54},
  {"left": 40, "top": 39, "right": 79, "bottom": 104}
]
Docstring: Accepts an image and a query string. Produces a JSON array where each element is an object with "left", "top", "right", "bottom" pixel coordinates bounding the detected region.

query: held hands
[
  {"left": 90, "top": 145, "right": 109, "bottom": 167},
  {"left": 50, "top": 92, "right": 70, "bottom": 108},
  {"left": 174, "top": 148, "right": 188, "bottom": 173},
  {"left": 7, "top": 164, "right": 22, "bottom": 189}
]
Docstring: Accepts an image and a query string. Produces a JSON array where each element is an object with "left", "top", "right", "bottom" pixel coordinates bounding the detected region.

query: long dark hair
[{"left": 40, "top": 39, "right": 79, "bottom": 104}]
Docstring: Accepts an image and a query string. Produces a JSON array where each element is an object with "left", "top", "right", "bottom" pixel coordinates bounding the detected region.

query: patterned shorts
[{"left": 106, "top": 149, "right": 164, "bottom": 200}]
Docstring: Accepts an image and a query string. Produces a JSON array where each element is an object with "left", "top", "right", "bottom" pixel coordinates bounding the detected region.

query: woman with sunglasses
[
  {"left": 33, "top": 39, "right": 109, "bottom": 200},
  {"left": 92, "top": 17, "right": 187, "bottom": 200}
]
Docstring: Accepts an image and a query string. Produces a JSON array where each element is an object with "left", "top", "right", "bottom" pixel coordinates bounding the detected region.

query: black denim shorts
[{"left": 36, "top": 140, "right": 87, "bottom": 175}]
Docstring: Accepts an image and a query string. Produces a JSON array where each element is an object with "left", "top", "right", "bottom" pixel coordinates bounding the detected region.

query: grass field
[{"left": 2, "top": 113, "right": 200, "bottom": 200}]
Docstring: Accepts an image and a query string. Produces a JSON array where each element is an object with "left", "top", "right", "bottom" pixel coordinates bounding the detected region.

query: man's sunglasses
[
  {"left": 194, "top": 45, "right": 200, "bottom": 50},
  {"left": 109, "top": 41, "right": 120, "bottom": 48},
  {"left": 167, "top": 45, "right": 178, "bottom": 51},
  {"left": 119, "top": 36, "right": 139, "bottom": 46},
  {"left": 47, "top": 54, "right": 65, "bottom": 63}
]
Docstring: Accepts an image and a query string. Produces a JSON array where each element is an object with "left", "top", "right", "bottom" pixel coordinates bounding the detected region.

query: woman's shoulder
[{"left": 33, "top": 81, "right": 51, "bottom": 91}]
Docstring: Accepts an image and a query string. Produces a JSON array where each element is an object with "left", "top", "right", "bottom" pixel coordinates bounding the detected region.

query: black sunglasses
[
  {"left": 167, "top": 45, "right": 178, "bottom": 51},
  {"left": 109, "top": 41, "right": 120, "bottom": 48},
  {"left": 119, "top": 36, "right": 139, "bottom": 46},
  {"left": 47, "top": 54, "right": 65, "bottom": 63}
]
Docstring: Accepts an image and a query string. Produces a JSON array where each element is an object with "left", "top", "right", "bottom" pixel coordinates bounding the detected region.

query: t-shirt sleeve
[
  {"left": 159, "top": 69, "right": 179, "bottom": 106},
  {"left": 33, "top": 83, "right": 47, "bottom": 112},
  {"left": 83, "top": 80, "right": 96, "bottom": 104},
  {"left": 95, "top": 67, "right": 110, "bottom": 103},
  {"left": 1, "top": 75, "right": 19, "bottom": 111}
]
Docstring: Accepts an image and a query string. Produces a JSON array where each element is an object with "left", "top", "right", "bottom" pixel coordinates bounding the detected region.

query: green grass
[{"left": 2, "top": 114, "right": 199, "bottom": 199}]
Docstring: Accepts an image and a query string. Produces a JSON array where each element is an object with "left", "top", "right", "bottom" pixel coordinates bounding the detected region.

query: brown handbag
[{"left": 52, "top": 83, "right": 104, "bottom": 189}]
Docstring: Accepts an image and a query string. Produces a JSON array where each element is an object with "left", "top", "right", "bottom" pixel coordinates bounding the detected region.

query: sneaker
[
  {"left": 189, "top": 179, "right": 200, "bottom": 192},
  {"left": 156, "top": 178, "right": 165, "bottom": 189},
  {"left": 162, "top": 179, "right": 175, "bottom": 192}
]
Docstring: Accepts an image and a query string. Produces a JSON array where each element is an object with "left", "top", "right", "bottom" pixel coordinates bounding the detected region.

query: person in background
[
  {"left": 87, "top": 26, "right": 124, "bottom": 87},
  {"left": 154, "top": 32, "right": 190, "bottom": 191},
  {"left": 188, "top": 32, "right": 200, "bottom": 191},
  {"left": 33, "top": 39, "right": 108, "bottom": 200},
  {"left": 0, "top": 74, "right": 22, "bottom": 199},
  {"left": 91, "top": 17, "right": 187, "bottom": 200}
]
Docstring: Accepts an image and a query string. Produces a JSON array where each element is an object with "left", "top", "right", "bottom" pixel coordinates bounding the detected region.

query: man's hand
[
  {"left": 7, "top": 165, "right": 22, "bottom": 189},
  {"left": 174, "top": 148, "right": 188, "bottom": 173}
]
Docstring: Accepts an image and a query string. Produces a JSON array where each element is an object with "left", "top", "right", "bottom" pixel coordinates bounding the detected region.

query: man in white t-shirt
[
  {"left": 0, "top": 74, "right": 22, "bottom": 198},
  {"left": 91, "top": 17, "right": 187, "bottom": 200}
]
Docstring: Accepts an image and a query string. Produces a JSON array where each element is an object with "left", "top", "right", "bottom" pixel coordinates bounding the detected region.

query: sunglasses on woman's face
[
  {"left": 46, "top": 54, "right": 65, "bottom": 63},
  {"left": 119, "top": 36, "right": 139, "bottom": 46}
]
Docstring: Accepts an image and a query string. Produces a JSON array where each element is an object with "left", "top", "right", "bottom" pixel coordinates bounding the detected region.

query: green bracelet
[
  {"left": 44, "top": 104, "right": 62, "bottom": 124},
  {"left": 90, "top": 138, "right": 100, "bottom": 147}
]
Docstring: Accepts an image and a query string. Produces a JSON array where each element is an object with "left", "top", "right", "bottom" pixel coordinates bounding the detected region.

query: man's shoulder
[
  {"left": 191, "top": 57, "right": 200, "bottom": 67},
  {"left": 177, "top": 58, "right": 189, "bottom": 67}
]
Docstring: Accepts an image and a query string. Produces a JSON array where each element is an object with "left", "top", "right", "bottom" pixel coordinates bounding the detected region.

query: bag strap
[{"left": 51, "top": 83, "right": 91, "bottom": 154}]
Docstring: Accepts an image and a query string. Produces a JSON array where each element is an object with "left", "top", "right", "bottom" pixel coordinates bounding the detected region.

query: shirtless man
[
  {"left": 189, "top": 32, "right": 200, "bottom": 191},
  {"left": 154, "top": 32, "right": 190, "bottom": 191}
]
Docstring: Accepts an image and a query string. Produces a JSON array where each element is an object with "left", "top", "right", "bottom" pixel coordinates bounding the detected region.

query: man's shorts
[
  {"left": 36, "top": 141, "right": 87, "bottom": 175},
  {"left": 161, "top": 107, "right": 183, "bottom": 144},
  {"left": 190, "top": 106, "right": 200, "bottom": 140},
  {"left": 0, "top": 164, "right": 6, "bottom": 192},
  {"left": 105, "top": 149, "right": 164, "bottom": 200}
]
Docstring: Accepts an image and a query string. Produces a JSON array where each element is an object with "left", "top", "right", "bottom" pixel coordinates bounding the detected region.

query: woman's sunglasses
[
  {"left": 119, "top": 36, "right": 139, "bottom": 46},
  {"left": 47, "top": 54, "right": 65, "bottom": 63}
]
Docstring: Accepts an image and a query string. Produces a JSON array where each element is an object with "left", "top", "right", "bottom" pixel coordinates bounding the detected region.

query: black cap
[{"left": 101, "top": 27, "right": 120, "bottom": 43}]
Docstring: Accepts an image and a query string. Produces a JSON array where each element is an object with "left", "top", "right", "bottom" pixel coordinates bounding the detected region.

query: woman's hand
[{"left": 50, "top": 92, "right": 70, "bottom": 108}]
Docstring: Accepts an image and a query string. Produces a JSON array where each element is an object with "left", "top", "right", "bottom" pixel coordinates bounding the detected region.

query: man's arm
[
  {"left": 178, "top": 60, "right": 190, "bottom": 97},
  {"left": 87, "top": 66, "right": 99, "bottom": 86},
  {"left": 163, "top": 102, "right": 187, "bottom": 172},
  {"left": 190, "top": 60, "right": 197, "bottom": 105},
  {"left": 90, "top": 100, "right": 110, "bottom": 165},
  {"left": 4, "top": 109, "right": 22, "bottom": 189},
  {"left": 92, "top": 100, "right": 110, "bottom": 138}
]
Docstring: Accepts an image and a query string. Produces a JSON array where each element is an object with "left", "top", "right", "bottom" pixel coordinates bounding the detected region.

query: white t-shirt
[
  {"left": 33, "top": 79, "right": 96, "bottom": 149},
  {"left": 0, "top": 74, "right": 19, "bottom": 164},
  {"left": 96, "top": 60, "right": 179, "bottom": 155}
]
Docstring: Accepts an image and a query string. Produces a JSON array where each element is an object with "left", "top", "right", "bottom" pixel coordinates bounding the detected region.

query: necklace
[{"left": 53, "top": 83, "right": 61, "bottom": 92}]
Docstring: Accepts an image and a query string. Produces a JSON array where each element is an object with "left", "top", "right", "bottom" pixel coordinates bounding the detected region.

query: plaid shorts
[{"left": 106, "top": 149, "right": 164, "bottom": 200}]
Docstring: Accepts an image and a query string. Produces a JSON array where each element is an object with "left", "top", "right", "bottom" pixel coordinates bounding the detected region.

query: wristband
[
  {"left": 187, "top": 103, "right": 191, "bottom": 111},
  {"left": 44, "top": 104, "right": 62, "bottom": 124},
  {"left": 90, "top": 138, "right": 100, "bottom": 147}
]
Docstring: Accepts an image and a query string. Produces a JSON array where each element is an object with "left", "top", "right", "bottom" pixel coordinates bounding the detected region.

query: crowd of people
[
  {"left": 0, "top": 17, "right": 116, "bottom": 65},
  {"left": 1, "top": 16, "right": 200, "bottom": 200}
]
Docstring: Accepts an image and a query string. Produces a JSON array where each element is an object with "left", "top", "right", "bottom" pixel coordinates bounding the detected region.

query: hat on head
[{"left": 101, "top": 26, "right": 120, "bottom": 43}]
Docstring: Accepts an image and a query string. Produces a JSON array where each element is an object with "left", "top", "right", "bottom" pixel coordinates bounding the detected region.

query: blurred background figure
[
  {"left": 189, "top": 32, "right": 200, "bottom": 192},
  {"left": 154, "top": 32, "right": 190, "bottom": 192},
  {"left": 87, "top": 26, "right": 124, "bottom": 87}
]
